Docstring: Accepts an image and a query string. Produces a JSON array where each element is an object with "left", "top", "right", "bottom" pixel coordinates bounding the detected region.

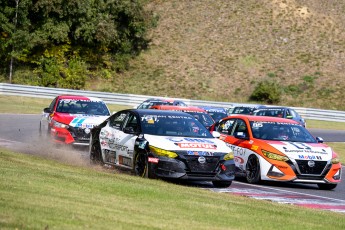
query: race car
[
  {"left": 253, "top": 106, "right": 306, "bottom": 127},
  {"left": 198, "top": 106, "right": 228, "bottom": 122},
  {"left": 136, "top": 98, "right": 187, "bottom": 109},
  {"left": 40, "top": 95, "right": 111, "bottom": 145},
  {"left": 89, "top": 109, "right": 235, "bottom": 187},
  {"left": 209, "top": 115, "right": 341, "bottom": 190},
  {"left": 149, "top": 105, "right": 215, "bottom": 129}
]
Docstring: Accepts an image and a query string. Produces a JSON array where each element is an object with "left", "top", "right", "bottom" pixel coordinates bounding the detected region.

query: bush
[{"left": 249, "top": 80, "right": 281, "bottom": 104}]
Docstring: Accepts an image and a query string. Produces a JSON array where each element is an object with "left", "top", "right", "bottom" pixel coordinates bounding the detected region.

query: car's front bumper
[{"left": 149, "top": 156, "right": 235, "bottom": 182}]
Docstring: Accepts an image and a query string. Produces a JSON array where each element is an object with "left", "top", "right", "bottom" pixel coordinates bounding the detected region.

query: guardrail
[{"left": 1, "top": 83, "right": 345, "bottom": 122}]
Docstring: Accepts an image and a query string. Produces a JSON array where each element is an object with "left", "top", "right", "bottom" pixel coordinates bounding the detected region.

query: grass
[{"left": 1, "top": 148, "right": 345, "bottom": 230}]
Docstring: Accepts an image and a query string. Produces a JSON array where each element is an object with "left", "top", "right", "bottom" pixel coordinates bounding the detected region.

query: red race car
[{"left": 40, "top": 95, "right": 111, "bottom": 146}]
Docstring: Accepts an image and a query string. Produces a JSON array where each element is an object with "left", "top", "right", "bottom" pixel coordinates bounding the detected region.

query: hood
[
  {"left": 266, "top": 141, "right": 333, "bottom": 161},
  {"left": 144, "top": 135, "right": 231, "bottom": 154},
  {"left": 54, "top": 113, "right": 108, "bottom": 128}
]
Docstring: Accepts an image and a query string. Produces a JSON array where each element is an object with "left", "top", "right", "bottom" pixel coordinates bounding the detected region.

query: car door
[
  {"left": 217, "top": 118, "right": 253, "bottom": 173},
  {"left": 100, "top": 111, "right": 129, "bottom": 165},
  {"left": 115, "top": 112, "right": 139, "bottom": 168}
]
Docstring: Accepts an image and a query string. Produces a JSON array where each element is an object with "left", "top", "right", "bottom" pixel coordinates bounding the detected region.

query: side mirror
[
  {"left": 123, "top": 127, "right": 138, "bottom": 135},
  {"left": 234, "top": 132, "right": 249, "bottom": 140},
  {"left": 43, "top": 107, "right": 52, "bottom": 113},
  {"left": 315, "top": 137, "right": 324, "bottom": 143},
  {"left": 212, "top": 131, "right": 221, "bottom": 138}
]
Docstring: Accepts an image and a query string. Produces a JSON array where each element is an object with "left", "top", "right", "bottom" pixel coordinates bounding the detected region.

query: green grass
[{"left": 1, "top": 148, "right": 344, "bottom": 230}]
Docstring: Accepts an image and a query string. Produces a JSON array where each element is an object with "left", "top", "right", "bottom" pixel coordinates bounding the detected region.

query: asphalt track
[{"left": 1, "top": 114, "right": 345, "bottom": 213}]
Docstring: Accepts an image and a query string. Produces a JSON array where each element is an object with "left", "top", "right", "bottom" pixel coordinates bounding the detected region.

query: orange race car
[{"left": 209, "top": 115, "right": 341, "bottom": 190}]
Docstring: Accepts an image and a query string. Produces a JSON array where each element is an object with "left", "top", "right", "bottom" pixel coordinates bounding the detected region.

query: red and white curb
[{"left": 208, "top": 182, "right": 345, "bottom": 213}]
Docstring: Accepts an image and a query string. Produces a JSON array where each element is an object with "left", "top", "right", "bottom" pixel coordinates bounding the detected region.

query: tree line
[{"left": 0, "top": 0, "right": 155, "bottom": 89}]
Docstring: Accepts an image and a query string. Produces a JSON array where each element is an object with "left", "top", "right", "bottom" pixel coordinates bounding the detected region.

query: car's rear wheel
[
  {"left": 212, "top": 181, "right": 232, "bottom": 188},
  {"left": 89, "top": 138, "right": 103, "bottom": 165},
  {"left": 317, "top": 183, "right": 337, "bottom": 190},
  {"left": 246, "top": 154, "right": 261, "bottom": 184}
]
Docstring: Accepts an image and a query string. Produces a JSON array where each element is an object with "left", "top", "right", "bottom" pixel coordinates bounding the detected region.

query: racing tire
[
  {"left": 317, "top": 183, "right": 337, "bottom": 190},
  {"left": 246, "top": 154, "right": 261, "bottom": 184},
  {"left": 134, "top": 152, "right": 148, "bottom": 177},
  {"left": 134, "top": 152, "right": 156, "bottom": 179},
  {"left": 39, "top": 121, "right": 50, "bottom": 139},
  {"left": 89, "top": 140, "right": 103, "bottom": 165},
  {"left": 212, "top": 181, "right": 232, "bottom": 188}
]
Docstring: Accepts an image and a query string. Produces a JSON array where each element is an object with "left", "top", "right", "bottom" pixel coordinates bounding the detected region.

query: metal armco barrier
[{"left": 1, "top": 83, "right": 345, "bottom": 122}]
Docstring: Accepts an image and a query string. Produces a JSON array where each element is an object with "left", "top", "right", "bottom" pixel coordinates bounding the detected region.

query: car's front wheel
[
  {"left": 246, "top": 154, "right": 261, "bottom": 184},
  {"left": 134, "top": 152, "right": 156, "bottom": 179},
  {"left": 317, "top": 183, "right": 337, "bottom": 190},
  {"left": 212, "top": 181, "right": 232, "bottom": 188}
]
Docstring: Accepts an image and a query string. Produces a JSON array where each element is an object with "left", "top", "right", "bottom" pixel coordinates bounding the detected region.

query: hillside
[{"left": 89, "top": 0, "right": 345, "bottom": 110}]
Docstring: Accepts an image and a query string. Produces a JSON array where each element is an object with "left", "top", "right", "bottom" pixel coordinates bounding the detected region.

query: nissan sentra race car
[
  {"left": 89, "top": 109, "right": 235, "bottom": 187},
  {"left": 40, "top": 95, "right": 111, "bottom": 145},
  {"left": 209, "top": 115, "right": 341, "bottom": 190}
]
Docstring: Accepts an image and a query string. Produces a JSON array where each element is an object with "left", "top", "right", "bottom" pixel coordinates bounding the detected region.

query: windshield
[
  {"left": 140, "top": 114, "right": 213, "bottom": 138},
  {"left": 250, "top": 121, "right": 316, "bottom": 143},
  {"left": 56, "top": 99, "right": 110, "bottom": 116},
  {"left": 184, "top": 112, "right": 215, "bottom": 127},
  {"left": 208, "top": 112, "right": 227, "bottom": 122}
]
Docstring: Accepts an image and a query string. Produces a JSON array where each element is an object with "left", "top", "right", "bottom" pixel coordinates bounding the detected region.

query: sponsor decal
[
  {"left": 119, "top": 155, "right": 131, "bottom": 166},
  {"left": 104, "top": 149, "right": 116, "bottom": 163},
  {"left": 234, "top": 156, "right": 244, "bottom": 164},
  {"left": 70, "top": 118, "right": 95, "bottom": 128},
  {"left": 251, "top": 145, "right": 259, "bottom": 150},
  {"left": 187, "top": 151, "right": 214, "bottom": 156},
  {"left": 167, "top": 137, "right": 215, "bottom": 144},
  {"left": 298, "top": 155, "right": 322, "bottom": 160},
  {"left": 178, "top": 143, "right": 216, "bottom": 149},
  {"left": 148, "top": 157, "right": 159, "bottom": 163}
]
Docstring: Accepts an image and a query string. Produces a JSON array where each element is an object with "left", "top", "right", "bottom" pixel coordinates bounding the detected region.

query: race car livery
[
  {"left": 209, "top": 115, "right": 341, "bottom": 190},
  {"left": 40, "top": 95, "right": 111, "bottom": 145},
  {"left": 90, "top": 109, "right": 235, "bottom": 187}
]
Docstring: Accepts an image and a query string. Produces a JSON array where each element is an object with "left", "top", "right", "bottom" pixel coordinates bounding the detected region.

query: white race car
[{"left": 89, "top": 109, "right": 235, "bottom": 187}]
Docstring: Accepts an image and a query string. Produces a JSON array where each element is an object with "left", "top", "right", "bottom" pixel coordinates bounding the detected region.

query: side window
[
  {"left": 109, "top": 112, "right": 128, "bottom": 129},
  {"left": 217, "top": 119, "right": 235, "bottom": 135},
  {"left": 124, "top": 114, "right": 139, "bottom": 132},
  {"left": 233, "top": 119, "right": 248, "bottom": 135},
  {"left": 49, "top": 97, "right": 57, "bottom": 111},
  {"left": 286, "top": 109, "right": 293, "bottom": 117}
]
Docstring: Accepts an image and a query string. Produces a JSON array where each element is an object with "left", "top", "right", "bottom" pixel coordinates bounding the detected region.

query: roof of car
[
  {"left": 150, "top": 105, "right": 206, "bottom": 112},
  {"left": 130, "top": 109, "right": 195, "bottom": 117},
  {"left": 57, "top": 95, "right": 103, "bottom": 101},
  {"left": 227, "top": 115, "right": 300, "bottom": 124}
]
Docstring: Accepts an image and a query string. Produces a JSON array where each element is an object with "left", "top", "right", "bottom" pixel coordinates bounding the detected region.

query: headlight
[
  {"left": 149, "top": 146, "right": 178, "bottom": 158},
  {"left": 223, "top": 152, "right": 234, "bottom": 160},
  {"left": 52, "top": 120, "right": 69, "bottom": 129},
  {"left": 262, "top": 150, "right": 289, "bottom": 162},
  {"left": 331, "top": 157, "right": 340, "bottom": 164}
]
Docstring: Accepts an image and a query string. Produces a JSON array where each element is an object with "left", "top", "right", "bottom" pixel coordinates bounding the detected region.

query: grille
[
  {"left": 68, "top": 127, "right": 90, "bottom": 142},
  {"left": 295, "top": 160, "right": 328, "bottom": 175},
  {"left": 183, "top": 155, "right": 220, "bottom": 173}
]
